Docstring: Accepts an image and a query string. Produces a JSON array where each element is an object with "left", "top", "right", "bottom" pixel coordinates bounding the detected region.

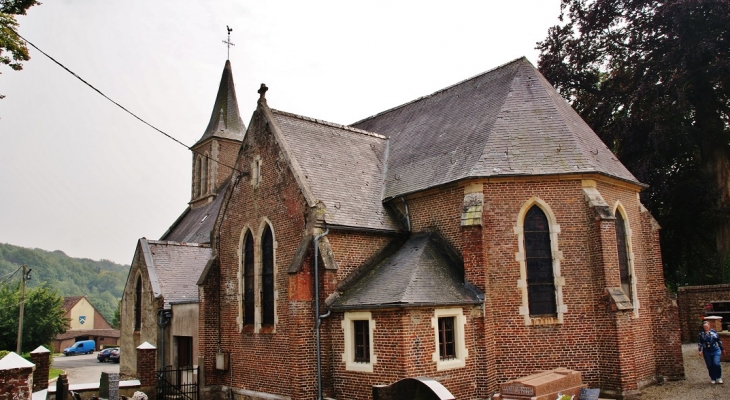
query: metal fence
[{"left": 156, "top": 365, "right": 198, "bottom": 400}]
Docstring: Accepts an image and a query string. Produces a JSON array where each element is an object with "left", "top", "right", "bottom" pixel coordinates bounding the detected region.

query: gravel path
[{"left": 639, "top": 344, "right": 730, "bottom": 399}]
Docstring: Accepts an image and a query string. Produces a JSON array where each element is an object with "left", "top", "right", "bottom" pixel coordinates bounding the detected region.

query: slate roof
[
  {"left": 62, "top": 296, "right": 84, "bottom": 312},
  {"left": 139, "top": 239, "right": 211, "bottom": 308},
  {"left": 352, "top": 57, "right": 641, "bottom": 200},
  {"left": 271, "top": 109, "right": 401, "bottom": 232},
  {"left": 330, "top": 232, "right": 483, "bottom": 310},
  {"left": 56, "top": 329, "right": 121, "bottom": 340},
  {"left": 161, "top": 181, "right": 228, "bottom": 243},
  {"left": 194, "top": 60, "right": 246, "bottom": 146}
]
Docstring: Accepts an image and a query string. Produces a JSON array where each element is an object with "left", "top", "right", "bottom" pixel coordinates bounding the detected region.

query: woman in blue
[{"left": 698, "top": 320, "right": 724, "bottom": 384}]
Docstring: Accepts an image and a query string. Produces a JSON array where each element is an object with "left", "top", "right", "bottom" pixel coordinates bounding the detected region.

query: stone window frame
[
  {"left": 237, "top": 226, "right": 255, "bottom": 331},
  {"left": 251, "top": 155, "right": 263, "bottom": 189},
  {"left": 341, "top": 311, "right": 376, "bottom": 372},
  {"left": 201, "top": 152, "right": 210, "bottom": 196},
  {"left": 613, "top": 201, "right": 640, "bottom": 317},
  {"left": 431, "top": 308, "right": 467, "bottom": 371},
  {"left": 193, "top": 155, "right": 202, "bottom": 198},
  {"left": 514, "top": 197, "right": 567, "bottom": 325},
  {"left": 134, "top": 273, "right": 142, "bottom": 331},
  {"left": 236, "top": 219, "right": 278, "bottom": 333}
]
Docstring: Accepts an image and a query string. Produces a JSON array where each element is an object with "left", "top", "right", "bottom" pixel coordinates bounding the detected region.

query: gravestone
[
  {"left": 99, "top": 371, "right": 120, "bottom": 400},
  {"left": 494, "top": 368, "right": 584, "bottom": 400},
  {"left": 578, "top": 388, "right": 600, "bottom": 400}
]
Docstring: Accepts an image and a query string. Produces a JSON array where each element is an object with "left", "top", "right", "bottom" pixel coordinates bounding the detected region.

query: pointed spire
[{"left": 195, "top": 60, "right": 246, "bottom": 146}]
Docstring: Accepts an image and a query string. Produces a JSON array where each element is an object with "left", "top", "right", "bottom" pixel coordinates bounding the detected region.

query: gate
[{"left": 157, "top": 365, "right": 198, "bottom": 400}]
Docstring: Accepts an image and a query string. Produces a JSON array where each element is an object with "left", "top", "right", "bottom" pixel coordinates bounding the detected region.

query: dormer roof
[{"left": 194, "top": 60, "right": 245, "bottom": 146}]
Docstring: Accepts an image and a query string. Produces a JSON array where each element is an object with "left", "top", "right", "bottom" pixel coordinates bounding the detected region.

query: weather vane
[{"left": 222, "top": 25, "right": 235, "bottom": 60}]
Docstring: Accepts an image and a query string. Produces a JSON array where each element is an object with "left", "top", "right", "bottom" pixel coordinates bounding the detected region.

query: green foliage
[
  {"left": 0, "top": 283, "right": 69, "bottom": 352},
  {"left": 0, "top": 0, "right": 40, "bottom": 99},
  {"left": 537, "top": 0, "right": 730, "bottom": 289},
  {"left": 0, "top": 350, "right": 8, "bottom": 359},
  {"left": 0, "top": 243, "right": 129, "bottom": 323}
]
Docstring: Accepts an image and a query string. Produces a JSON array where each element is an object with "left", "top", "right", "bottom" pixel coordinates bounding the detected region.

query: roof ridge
[
  {"left": 351, "top": 56, "right": 529, "bottom": 126},
  {"left": 145, "top": 239, "right": 210, "bottom": 248},
  {"left": 271, "top": 108, "right": 387, "bottom": 139}
]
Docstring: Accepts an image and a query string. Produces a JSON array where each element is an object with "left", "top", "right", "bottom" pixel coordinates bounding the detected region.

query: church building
[
  {"left": 196, "top": 57, "right": 684, "bottom": 399},
  {"left": 120, "top": 60, "right": 244, "bottom": 378}
]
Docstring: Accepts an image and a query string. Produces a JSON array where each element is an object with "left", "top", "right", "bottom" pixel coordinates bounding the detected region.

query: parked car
[
  {"left": 109, "top": 348, "right": 120, "bottom": 363},
  {"left": 97, "top": 348, "right": 116, "bottom": 362},
  {"left": 63, "top": 340, "right": 96, "bottom": 356}
]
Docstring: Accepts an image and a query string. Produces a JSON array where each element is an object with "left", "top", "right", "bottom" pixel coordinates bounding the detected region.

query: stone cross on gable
[{"left": 222, "top": 25, "right": 235, "bottom": 60}]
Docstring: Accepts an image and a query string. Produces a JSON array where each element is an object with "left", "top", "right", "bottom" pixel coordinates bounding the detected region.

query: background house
[{"left": 53, "top": 296, "right": 119, "bottom": 352}]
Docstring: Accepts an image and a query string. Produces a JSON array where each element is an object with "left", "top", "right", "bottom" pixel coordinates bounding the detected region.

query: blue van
[{"left": 63, "top": 340, "right": 96, "bottom": 356}]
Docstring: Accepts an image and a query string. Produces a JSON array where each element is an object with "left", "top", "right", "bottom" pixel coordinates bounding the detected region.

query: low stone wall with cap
[{"left": 0, "top": 352, "right": 35, "bottom": 400}]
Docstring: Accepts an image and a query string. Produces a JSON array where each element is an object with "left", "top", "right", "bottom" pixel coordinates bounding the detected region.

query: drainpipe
[
  {"left": 314, "top": 228, "right": 329, "bottom": 400},
  {"left": 157, "top": 309, "right": 172, "bottom": 371}
]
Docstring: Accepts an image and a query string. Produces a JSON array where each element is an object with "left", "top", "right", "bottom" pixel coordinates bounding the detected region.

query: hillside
[{"left": 0, "top": 243, "right": 129, "bottom": 324}]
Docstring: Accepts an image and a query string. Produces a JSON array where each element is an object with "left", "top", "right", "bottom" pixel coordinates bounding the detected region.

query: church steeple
[
  {"left": 194, "top": 60, "right": 246, "bottom": 147},
  {"left": 190, "top": 59, "right": 245, "bottom": 207}
]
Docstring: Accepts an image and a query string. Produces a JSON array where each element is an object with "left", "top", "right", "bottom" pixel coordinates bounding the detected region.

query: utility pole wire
[{"left": 0, "top": 22, "right": 244, "bottom": 175}]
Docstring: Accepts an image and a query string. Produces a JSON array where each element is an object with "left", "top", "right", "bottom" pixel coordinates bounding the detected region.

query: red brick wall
[
  {"left": 203, "top": 108, "right": 313, "bottom": 398},
  {"left": 328, "top": 307, "right": 480, "bottom": 400},
  {"left": 678, "top": 284, "right": 730, "bottom": 341},
  {"left": 30, "top": 350, "right": 50, "bottom": 392},
  {"left": 136, "top": 347, "right": 157, "bottom": 387},
  {"left": 0, "top": 366, "right": 34, "bottom": 399}
]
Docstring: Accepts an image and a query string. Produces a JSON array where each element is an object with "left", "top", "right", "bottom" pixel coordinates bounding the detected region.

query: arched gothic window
[
  {"left": 243, "top": 231, "right": 255, "bottom": 325},
  {"left": 134, "top": 275, "right": 142, "bottom": 331},
  {"left": 615, "top": 210, "right": 632, "bottom": 302},
  {"left": 262, "top": 226, "right": 275, "bottom": 326},
  {"left": 524, "top": 206, "right": 556, "bottom": 315},
  {"left": 200, "top": 154, "right": 209, "bottom": 196},
  {"left": 193, "top": 156, "right": 201, "bottom": 198}
]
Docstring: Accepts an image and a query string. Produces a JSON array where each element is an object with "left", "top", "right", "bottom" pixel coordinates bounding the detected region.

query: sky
[{"left": 0, "top": 0, "right": 563, "bottom": 265}]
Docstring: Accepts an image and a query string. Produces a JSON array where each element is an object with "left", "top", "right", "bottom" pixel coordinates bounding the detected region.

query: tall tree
[
  {"left": 0, "top": 283, "right": 69, "bottom": 352},
  {"left": 537, "top": 0, "right": 730, "bottom": 288},
  {"left": 0, "top": 0, "right": 40, "bottom": 99}
]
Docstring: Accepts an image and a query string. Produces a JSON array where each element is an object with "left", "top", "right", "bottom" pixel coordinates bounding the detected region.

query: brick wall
[
  {"left": 136, "top": 346, "right": 157, "bottom": 387},
  {"left": 678, "top": 284, "right": 730, "bottom": 342},
  {"left": 0, "top": 364, "right": 34, "bottom": 399},
  {"left": 30, "top": 348, "right": 50, "bottom": 392}
]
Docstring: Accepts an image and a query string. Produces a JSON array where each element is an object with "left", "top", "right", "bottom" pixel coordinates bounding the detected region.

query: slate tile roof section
[
  {"left": 352, "top": 57, "right": 640, "bottom": 200},
  {"left": 62, "top": 296, "right": 84, "bottom": 312},
  {"left": 194, "top": 60, "right": 246, "bottom": 146},
  {"left": 330, "top": 232, "right": 483, "bottom": 310},
  {"left": 271, "top": 109, "right": 401, "bottom": 232},
  {"left": 142, "top": 239, "right": 211, "bottom": 308},
  {"left": 161, "top": 181, "right": 228, "bottom": 243}
]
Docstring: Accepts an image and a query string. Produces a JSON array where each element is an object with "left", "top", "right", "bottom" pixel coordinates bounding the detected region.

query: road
[{"left": 51, "top": 352, "right": 119, "bottom": 385}]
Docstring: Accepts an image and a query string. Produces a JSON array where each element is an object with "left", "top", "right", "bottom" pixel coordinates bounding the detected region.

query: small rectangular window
[
  {"left": 354, "top": 320, "right": 370, "bottom": 363},
  {"left": 438, "top": 317, "right": 456, "bottom": 361}
]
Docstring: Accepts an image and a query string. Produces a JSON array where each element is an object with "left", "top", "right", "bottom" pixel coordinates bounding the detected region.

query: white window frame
[
  {"left": 431, "top": 308, "right": 467, "bottom": 371},
  {"left": 341, "top": 311, "right": 376, "bottom": 372}
]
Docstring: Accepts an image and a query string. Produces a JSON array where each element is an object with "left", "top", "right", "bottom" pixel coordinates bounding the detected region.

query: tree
[
  {"left": 537, "top": 0, "right": 730, "bottom": 289},
  {"left": 0, "top": 0, "right": 40, "bottom": 99},
  {"left": 0, "top": 283, "right": 69, "bottom": 352}
]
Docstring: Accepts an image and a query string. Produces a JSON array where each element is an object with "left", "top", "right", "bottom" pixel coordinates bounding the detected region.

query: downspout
[
  {"left": 157, "top": 309, "right": 172, "bottom": 371},
  {"left": 314, "top": 227, "right": 329, "bottom": 400}
]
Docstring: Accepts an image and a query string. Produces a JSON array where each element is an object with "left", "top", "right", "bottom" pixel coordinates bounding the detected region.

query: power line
[
  {"left": 0, "top": 267, "right": 21, "bottom": 285},
  {"left": 0, "top": 22, "right": 244, "bottom": 175}
]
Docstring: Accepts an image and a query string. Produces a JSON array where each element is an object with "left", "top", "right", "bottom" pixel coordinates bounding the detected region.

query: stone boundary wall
[{"left": 677, "top": 284, "right": 730, "bottom": 342}]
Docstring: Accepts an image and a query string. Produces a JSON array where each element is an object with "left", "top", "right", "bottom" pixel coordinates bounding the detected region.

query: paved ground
[
  {"left": 51, "top": 352, "right": 119, "bottom": 386},
  {"left": 639, "top": 344, "right": 730, "bottom": 399}
]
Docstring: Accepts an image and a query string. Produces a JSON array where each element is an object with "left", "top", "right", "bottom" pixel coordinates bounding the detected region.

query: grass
[{"left": 49, "top": 367, "right": 63, "bottom": 380}]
